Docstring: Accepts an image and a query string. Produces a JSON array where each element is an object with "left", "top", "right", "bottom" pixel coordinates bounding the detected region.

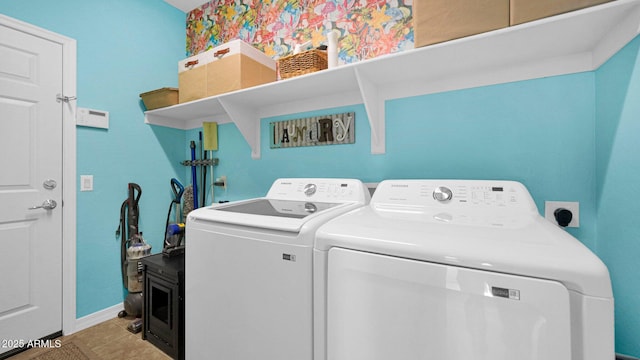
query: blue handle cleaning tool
[
  {"left": 190, "top": 141, "right": 199, "bottom": 209},
  {"left": 164, "top": 178, "right": 185, "bottom": 253}
]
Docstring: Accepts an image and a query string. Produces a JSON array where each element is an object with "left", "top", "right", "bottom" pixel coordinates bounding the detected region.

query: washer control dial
[
  {"left": 433, "top": 186, "right": 453, "bottom": 202},
  {"left": 303, "top": 183, "right": 317, "bottom": 197}
]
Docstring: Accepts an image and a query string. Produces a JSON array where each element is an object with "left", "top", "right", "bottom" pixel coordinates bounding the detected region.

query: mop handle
[{"left": 190, "top": 141, "right": 199, "bottom": 209}]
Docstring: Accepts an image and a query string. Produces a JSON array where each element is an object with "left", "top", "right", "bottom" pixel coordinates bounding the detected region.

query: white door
[
  {"left": 327, "top": 248, "right": 572, "bottom": 360},
  {"left": 0, "top": 21, "right": 63, "bottom": 356}
]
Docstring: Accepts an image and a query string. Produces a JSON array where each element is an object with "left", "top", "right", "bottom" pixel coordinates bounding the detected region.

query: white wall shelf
[
  {"left": 145, "top": 0, "right": 640, "bottom": 159},
  {"left": 164, "top": 0, "right": 207, "bottom": 13}
]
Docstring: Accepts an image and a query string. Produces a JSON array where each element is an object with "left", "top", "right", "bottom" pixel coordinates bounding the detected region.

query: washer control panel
[
  {"left": 303, "top": 183, "right": 317, "bottom": 197},
  {"left": 266, "top": 178, "right": 370, "bottom": 203}
]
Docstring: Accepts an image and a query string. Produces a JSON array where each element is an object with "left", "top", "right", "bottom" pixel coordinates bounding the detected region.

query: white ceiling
[{"left": 164, "top": 0, "right": 208, "bottom": 12}]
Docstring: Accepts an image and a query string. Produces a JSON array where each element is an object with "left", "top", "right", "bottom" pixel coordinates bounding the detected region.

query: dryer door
[{"left": 327, "top": 248, "right": 571, "bottom": 360}]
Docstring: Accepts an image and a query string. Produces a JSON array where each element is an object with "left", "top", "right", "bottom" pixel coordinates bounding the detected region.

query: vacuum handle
[
  {"left": 127, "top": 183, "right": 142, "bottom": 236},
  {"left": 129, "top": 183, "right": 142, "bottom": 206}
]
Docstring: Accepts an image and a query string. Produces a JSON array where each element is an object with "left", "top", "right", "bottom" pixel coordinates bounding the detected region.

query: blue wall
[
  {"left": 205, "top": 73, "right": 597, "bottom": 247},
  {"left": 596, "top": 36, "right": 640, "bottom": 357},
  {"left": 0, "top": 0, "right": 186, "bottom": 317}
]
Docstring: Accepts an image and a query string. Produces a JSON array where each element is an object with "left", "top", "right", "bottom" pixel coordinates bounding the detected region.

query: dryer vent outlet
[{"left": 544, "top": 201, "right": 579, "bottom": 228}]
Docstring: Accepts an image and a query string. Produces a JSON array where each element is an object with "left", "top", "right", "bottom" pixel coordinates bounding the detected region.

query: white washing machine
[
  {"left": 185, "top": 178, "right": 370, "bottom": 360},
  {"left": 314, "top": 179, "right": 614, "bottom": 360}
]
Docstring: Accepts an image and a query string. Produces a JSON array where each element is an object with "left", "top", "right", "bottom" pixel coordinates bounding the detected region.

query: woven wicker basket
[{"left": 278, "top": 49, "right": 328, "bottom": 79}]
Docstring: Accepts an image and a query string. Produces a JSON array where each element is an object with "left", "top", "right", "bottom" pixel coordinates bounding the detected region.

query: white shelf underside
[{"left": 146, "top": 0, "right": 640, "bottom": 159}]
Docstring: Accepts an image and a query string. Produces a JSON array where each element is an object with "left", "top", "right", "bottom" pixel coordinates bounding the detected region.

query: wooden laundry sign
[{"left": 270, "top": 112, "right": 355, "bottom": 149}]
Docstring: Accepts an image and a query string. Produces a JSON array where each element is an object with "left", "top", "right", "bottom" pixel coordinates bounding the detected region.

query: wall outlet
[
  {"left": 215, "top": 176, "right": 227, "bottom": 190},
  {"left": 544, "top": 201, "right": 579, "bottom": 228}
]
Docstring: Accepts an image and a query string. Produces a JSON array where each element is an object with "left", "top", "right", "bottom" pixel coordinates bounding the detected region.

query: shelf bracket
[
  {"left": 218, "top": 96, "right": 261, "bottom": 159},
  {"left": 354, "top": 68, "right": 385, "bottom": 154}
]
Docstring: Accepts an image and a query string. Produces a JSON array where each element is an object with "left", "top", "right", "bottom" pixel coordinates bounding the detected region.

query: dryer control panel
[{"left": 371, "top": 180, "right": 538, "bottom": 214}]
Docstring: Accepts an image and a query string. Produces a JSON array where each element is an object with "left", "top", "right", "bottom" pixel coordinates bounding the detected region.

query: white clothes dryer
[
  {"left": 314, "top": 179, "right": 613, "bottom": 360},
  {"left": 185, "top": 178, "right": 370, "bottom": 360}
]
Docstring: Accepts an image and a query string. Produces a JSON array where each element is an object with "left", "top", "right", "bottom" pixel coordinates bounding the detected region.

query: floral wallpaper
[{"left": 186, "top": 0, "right": 413, "bottom": 65}]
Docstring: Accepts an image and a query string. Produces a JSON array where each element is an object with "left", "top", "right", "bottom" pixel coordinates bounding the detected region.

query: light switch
[{"left": 80, "top": 175, "right": 93, "bottom": 192}]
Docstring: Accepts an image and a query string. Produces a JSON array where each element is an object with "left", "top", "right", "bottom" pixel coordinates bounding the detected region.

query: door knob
[{"left": 29, "top": 199, "right": 57, "bottom": 210}]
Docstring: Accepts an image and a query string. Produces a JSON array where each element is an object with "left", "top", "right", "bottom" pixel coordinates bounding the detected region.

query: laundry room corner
[
  {"left": 71, "top": 2, "right": 186, "bottom": 320},
  {"left": 0, "top": 0, "right": 186, "bottom": 322},
  {"left": 595, "top": 35, "right": 640, "bottom": 357}
]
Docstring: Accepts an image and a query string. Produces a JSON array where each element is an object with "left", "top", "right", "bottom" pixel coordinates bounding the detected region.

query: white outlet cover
[{"left": 544, "top": 201, "right": 579, "bottom": 228}]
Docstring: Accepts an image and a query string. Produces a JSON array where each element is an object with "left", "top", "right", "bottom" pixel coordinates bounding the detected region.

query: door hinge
[{"left": 56, "top": 94, "right": 77, "bottom": 103}]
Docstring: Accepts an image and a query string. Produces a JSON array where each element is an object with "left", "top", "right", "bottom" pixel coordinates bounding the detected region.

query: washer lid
[
  {"left": 216, "top": 199, "right": 342, "bottom": 219},
  {"left": 315, "top": 180, "right": 612, "bottom": 298},
  {"left": 187, "top": 178, "right": 370, "bottom": 232},
  {"left": 189, "top": 198, "right": 355, "bottom": 232}
]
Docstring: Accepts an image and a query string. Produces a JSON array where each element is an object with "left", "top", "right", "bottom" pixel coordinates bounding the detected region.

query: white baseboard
[
  {"left": 72, "top": 302, "right": 124, "bottom": 334},
  {"left": 617, "top": 354, "right": 640, "bottom": 360}
]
